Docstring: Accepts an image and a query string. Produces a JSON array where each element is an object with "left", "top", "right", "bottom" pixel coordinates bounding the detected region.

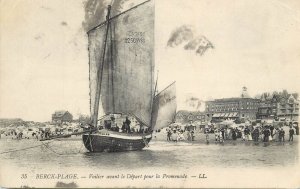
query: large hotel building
[
  {"left": 175, "top": 87, "right": 298, "bottom": 125},
  {"left": 205, "top": 87, "right": 260, "bottom": 122}
]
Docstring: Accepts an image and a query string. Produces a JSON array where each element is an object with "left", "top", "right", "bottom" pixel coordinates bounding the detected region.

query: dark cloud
[
  {"left": 167, "top": 25, "right": 214, "bottom": 56},
  {"left": 61, "top": 21, "right": 68, "bottom": 26},
  {"left": 167, "top": 25, "right": 194, "bottom": 47},
  {"left": 184, "top": 36, "right": 214, "bottom": 56},
  {"left": 82, "top": 0, "right": 129, "bottom": 32}
]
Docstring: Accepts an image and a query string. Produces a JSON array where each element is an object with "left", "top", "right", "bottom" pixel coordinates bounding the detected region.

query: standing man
[
  {"left": 125, "top": 116, "right": 131, "bottom": 133},
  {"left": 295, "top": 125, "right": 299, "bottom": 135},
  {"left": 263, "top": 127, "right": 270, "bottom": 142},
  {"left": 244, "top": 127, "right": 250, "bottom": 141},
  {"left": 279, "top": 128, "right": 285, "bottom": 142},
  {"left": 167, "top": 128, "right": 172, "bottom": 141},
  {"left": 110, "top": 116, "right": 117, "bottom": 131},
  {"left": 252, "top": 127, "right": 259, "bottom": 142},
  {"left": 270, "top": 125, "right": 274, "bottom": 137},
  {"left": 205, "top": 128, "right": 209, "bottom": 143},
  {"left": 289, "top": 127, "right": 295, "bottom": 141},
  {"left": 232, "top": 129, "right": 237, "bottom": 140},
  {"left": 221, "top": 127, "right": 225, "bottom": 141}
]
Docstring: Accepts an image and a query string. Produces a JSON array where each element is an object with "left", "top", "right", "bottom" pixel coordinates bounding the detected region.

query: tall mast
[
  {"left": 150, "top": 71, "right": 158, "bottom": 129},
  {"left": 92, "top": 5, "right": 112, "bottom": 127},
  {"left": 110, "top": 20, "right": 115, "bottom": 113}
]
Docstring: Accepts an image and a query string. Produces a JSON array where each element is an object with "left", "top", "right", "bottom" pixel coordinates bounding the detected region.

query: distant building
[
  {"left": 205, "top": 87, "right": 260, "bottom": 122},
  {"left": 52, "top": 111, "right": 73, "bottom": 124},
  {"left": 256, "top": 91, "right": 299, "bottom": 122},
  {"left": 276, "top": 94, "right": 299, "bottom": 122},
  {"left": 205, "top": 98, "right": 260, "bottom": 122},
  {"left": 256, "top": 95, "right": 277, "bottom": 120},
  {"left": 175, "top": 110, "right": 208, "bottom": 124}
]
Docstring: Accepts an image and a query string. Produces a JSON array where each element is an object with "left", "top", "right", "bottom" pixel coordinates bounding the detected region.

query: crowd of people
[
  {"left": 166, "top": 127, "right": 195, "bottom": 142},
  {"left": 1, "top": 129, "right": 53, "bottom": 140},
  {"left": 164, "top": 124, "right": 297, "bottom": 144},
  {"left": 103, "top": 116, "right": 150, "bottom": 134},
  {"left": 209, "top": 125, "right": 296, "bottom": 143}
]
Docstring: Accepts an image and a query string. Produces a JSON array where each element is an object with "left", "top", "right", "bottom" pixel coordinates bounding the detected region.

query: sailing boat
[{"left": 82, "top": 0, "right": 177, "bottom": 152}]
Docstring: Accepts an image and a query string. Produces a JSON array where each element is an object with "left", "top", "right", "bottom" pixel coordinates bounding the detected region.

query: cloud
[
  {"left": 61, "top": 21, "right": 68, "bottom": 26},
  {"left": 184, "top": 36, "right": 214, "bottom": 56},
  {"left": 167, "top": 25, "right": 194, "bottom": 47},
  {"left": 167, "top": 25, "right": 214, "bottom": 56}
]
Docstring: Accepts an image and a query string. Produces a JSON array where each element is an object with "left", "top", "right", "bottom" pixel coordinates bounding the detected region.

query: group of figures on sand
[
  {"left": 166, "top": 127, "right": 195, "bottom": 142},
  {"left": 207, "top": 125, "right": 296, "bottom": 143}
]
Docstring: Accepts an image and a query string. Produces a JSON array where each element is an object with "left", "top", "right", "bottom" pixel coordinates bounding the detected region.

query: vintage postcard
[{"left": 0, "top": 0, "right": 300, "bottom": 188}]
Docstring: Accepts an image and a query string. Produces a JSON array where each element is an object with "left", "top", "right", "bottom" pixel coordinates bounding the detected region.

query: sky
[{"left": 1, "top": 0, "right": 300, "bottom": 121}]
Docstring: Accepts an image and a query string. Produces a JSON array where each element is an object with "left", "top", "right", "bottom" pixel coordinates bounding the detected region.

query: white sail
[
  {"left": 151, "top": 82, "right": 177, "bottom": 130},
  {"left": 88, "top": 24, "right": 107, "bottom": 126},
  {"left": 88, "top": 0, "right": 154, "bottom": 126}
]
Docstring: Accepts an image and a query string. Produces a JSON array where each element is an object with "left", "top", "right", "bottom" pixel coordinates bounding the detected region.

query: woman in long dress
[
  {"left": 171, "top": 130, "right": 178, "bottom": 142},
  {"left": 273, "top": 128, "right": 279, "bottom": 142},
  {"left": 232, "top": 129, "right": 237, "bottom": 140},
  {"left": 214, "top": 129, "right": 219, "bottom": 143}
]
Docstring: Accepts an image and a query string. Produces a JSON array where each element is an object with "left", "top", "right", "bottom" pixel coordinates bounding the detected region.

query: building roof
[
  {"left": 176, "top": 110, "right": 205, "bottom": 116},
  {"left": 206, "top": 97, "right": 259, "bottom": 103},
  {"left": 52, "top": 111, "right": 71, "bottom": 118}
]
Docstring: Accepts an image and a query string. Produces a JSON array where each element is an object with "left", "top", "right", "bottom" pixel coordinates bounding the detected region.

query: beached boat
[{"left": 82, "top": 0, "right": 177, "bottom": 152}]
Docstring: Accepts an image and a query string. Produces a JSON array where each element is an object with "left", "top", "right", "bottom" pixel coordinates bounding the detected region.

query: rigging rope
[
  {"left": 0, "top": 136, "right": 90, "bottom": 156},
  {"left": 0, "top": 141, "right": 52, "bottom": 155}
]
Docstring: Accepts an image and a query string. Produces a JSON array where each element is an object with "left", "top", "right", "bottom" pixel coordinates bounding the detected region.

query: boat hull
[{"left": 82, "top": 130, "right": 152, "bottom": 152}]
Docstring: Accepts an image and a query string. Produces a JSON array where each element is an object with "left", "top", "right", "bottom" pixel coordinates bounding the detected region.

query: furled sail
[
  {"left": 88, "top": 0, "right": 154, "bottom": 127},
  {"left": 151, "top": 82, "right": 177, "bottom": 130},
  {"left": 88, "top": 22, "right": 107, "bottom": 126}
]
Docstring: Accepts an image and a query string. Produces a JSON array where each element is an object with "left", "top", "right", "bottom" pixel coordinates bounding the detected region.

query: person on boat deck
[
  {"left": 105, "top": 120, "right": 112, "bottom": 130},
  {"left": 125, "top": 116, "right": 131, "bottom": 133},
  {"left": 121, "top": 122, "right": 126, "bottom": 132},
  {"left": 134, "top": 123, "right": 141, "bottom": 133},
  {"left": 110, "top": 116, "right": 119, "bottom": 132}
]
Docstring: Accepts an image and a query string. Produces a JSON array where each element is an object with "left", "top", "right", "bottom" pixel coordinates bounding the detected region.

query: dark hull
[{"left": 82, "top": 130, "right": 152, "bottom": 152}]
